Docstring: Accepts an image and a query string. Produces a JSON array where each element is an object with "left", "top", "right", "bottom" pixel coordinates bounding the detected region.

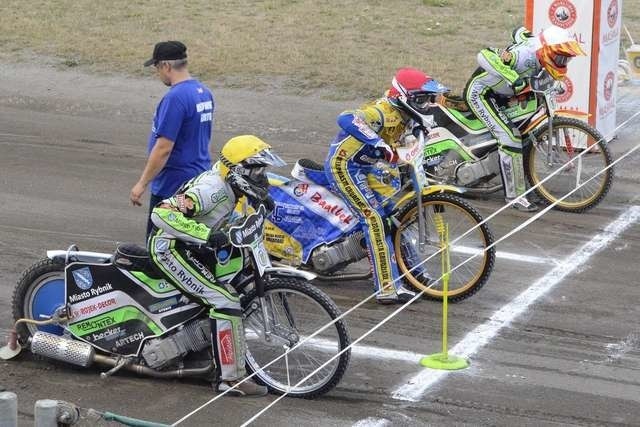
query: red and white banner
[{"left": 526, "top": 0, "right": 622, "bottom": 141}]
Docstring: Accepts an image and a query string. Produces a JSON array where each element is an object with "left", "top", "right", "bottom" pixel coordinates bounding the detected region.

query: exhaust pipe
[
  {"left": 31, "top": 331, "right": 94, "bottom": 367},
  {"left": 30, "top": 332, "right": 213, "bottom": 378}
]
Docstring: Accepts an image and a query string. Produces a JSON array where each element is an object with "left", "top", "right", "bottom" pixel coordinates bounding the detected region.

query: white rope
[
  {"left": 173, "top": 109, "right": 640, "bottom": 426},
  {"left": 241, "top": 113, "right": 640, "bottom": 425}
]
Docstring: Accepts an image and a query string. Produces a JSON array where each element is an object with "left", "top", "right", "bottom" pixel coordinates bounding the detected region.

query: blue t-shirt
[{"left": 148, "top": 79, "right": 214, "bottom": 197}]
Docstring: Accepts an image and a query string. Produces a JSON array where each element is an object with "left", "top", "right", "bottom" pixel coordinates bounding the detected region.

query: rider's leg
[
  {"left": 148, "top": 235, "right": 267, "bottom": 396},
  {"left": 464, "top": 78, "right": 538, "bottom": 212},
  {"left": 325, "top": 138, "right": 414, "bottom": 303}
]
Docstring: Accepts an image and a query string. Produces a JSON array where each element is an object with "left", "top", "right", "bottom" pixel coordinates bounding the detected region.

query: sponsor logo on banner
[
  {"left": 599, "top": 70, "right": 616, "bottom": 118},
  {"left": 604, "top": 71, "right": 614, "bottom": 101},
  {"left": 607, "top": 0, "right": 618, "bottom": 28},
  {"left": 72, "top": 267, "right": 93, "bottom": 290},
  {"left": 548, "top": 0, "right": 577, "bottom": 29},
  {"left": 556, "top": 77, "right": 574, "bottom": 103},
  {"left": 602, "top": 0, "right": 620, "bottom": 45}
]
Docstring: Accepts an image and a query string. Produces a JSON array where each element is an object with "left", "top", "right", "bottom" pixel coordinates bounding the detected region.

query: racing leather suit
[
  {"left": 148, "top": 163, "right": 245, "bottom": 381},
  {"left": 324, "top": 98, "right": 406, "bottom": 298},
  {"left": 463, "top": 36, "right": 541, "bottom": 201}
]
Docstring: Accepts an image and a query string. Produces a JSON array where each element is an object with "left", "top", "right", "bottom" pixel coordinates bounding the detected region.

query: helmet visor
[
  {"left": 243, "top": 148, "right": 287, "bottom": 168},
  {"left": 552, "top": 54, "right": 571, "bottom": 67}
]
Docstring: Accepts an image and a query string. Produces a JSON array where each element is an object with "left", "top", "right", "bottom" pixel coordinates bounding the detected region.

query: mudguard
[{"left": 391, "top": 184, "right": 465, "bottom": 211}]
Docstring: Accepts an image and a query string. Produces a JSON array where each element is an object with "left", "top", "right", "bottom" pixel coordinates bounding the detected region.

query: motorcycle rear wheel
[
  {"left": 242, "top": 276, "right": 351, "bottom": 399},
  {"left": 12, "top": 258, "right": 67, "bottom": 342},
  {"left": 525, "top": 117, "right": 613, "bottom": 213},
  {"left": 393, "top": 193, "right": 495, "bottom": 302}
]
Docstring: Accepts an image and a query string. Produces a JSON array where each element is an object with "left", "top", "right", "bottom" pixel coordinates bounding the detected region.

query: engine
[
  {"left": 455, "top": 150, "right": 500, "bottom": 186},
  {"left": 141, "top": 318, "right": 211, "bottom": 369},
  {"left": 310, "top": 231, "right": 368, "bottom": 273}
]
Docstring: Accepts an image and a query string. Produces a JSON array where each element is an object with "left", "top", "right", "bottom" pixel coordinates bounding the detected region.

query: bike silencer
[{"left": 30, "top": 331, "right": 95, "bottom": 367}]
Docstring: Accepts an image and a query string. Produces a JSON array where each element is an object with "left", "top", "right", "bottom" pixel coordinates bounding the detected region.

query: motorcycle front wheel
[
  {"left": 393, "top": 193, "right": 495, "bottom": 302},
  {"left": 524, "top": 117, "right": 613, "bottom": 213},
  {"left": 242, "top": 276, "right": 351, "bottom": 399}
]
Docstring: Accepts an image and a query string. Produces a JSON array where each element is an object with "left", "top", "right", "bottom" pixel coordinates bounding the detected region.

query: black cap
[{"left": 143, "top": 41, "right": 187, "bottom": 67}]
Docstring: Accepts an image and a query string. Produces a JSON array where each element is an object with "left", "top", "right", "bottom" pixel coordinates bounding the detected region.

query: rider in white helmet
[{"left": 463, "top": 26, "right": 585, "bottom": 212}]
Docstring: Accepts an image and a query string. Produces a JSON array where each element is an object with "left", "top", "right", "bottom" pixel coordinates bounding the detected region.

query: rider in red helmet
[{"left": 324, "top": 67, "right": 446, "bottom": 304}]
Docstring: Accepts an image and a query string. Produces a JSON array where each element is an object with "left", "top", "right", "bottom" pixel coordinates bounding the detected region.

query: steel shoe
[{"left": 216, "top": 378, "right": 268, "bottom": 397}]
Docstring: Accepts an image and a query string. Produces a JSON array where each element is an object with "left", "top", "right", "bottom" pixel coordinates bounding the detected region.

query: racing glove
[
  {"left": 512, "top": 77, "right": 527, "bottom": 94},
  {"left": 374, "top": 140, "right": 398, "bottom": 163},
  {"left": 207, "top": 229, "right": 229, "bottom": 248}
]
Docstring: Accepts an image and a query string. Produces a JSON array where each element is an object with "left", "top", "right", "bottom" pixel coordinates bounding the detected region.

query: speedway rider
[
  {"left": 325, "top": 67, "right": 444, "bottom": 304},
  {"left": 148, "top": 135, "right": 285, "bottom": 396},
  {"left": 463, "top": 25, "right": 585, "bottom": 212}
]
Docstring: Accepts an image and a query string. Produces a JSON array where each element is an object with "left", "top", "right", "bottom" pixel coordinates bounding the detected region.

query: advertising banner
[{"left": 526, "top": 0, "right": 622, "bottom": 141}]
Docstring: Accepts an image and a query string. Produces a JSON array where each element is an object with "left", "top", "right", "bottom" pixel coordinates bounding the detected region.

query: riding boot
[
  {"left": 499, "top": 146, "right": 538, "bottom": 212},
  {"left": 210, "top": 316, "right": 267, "bottom": 397}
]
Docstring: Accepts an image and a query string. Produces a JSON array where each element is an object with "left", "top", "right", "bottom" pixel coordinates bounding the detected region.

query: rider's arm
[
  {"left": 336, "top": 108, "right": 385, "bottom": 146},
  {"left": 477, "top": 48, "right": 520, "bottom": 85},
  {"left": 150, "top": 193, "right": 215, "bottom": 244}
]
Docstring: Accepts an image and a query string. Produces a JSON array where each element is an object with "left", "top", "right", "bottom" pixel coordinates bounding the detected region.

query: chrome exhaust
[
  {"left": 30, "top": 332, "right": 214, "bottom": 378},
  {"left": 31, "top": 331, "right": 95, "bottom": 367}
]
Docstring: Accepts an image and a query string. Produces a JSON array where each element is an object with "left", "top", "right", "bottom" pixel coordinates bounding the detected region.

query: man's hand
[{"left": 130, "top": 181, "right": 147, "bottom": 206}]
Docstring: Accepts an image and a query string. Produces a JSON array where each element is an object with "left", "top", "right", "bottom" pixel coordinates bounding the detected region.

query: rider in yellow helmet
[{"left": 148, "top": 135, "right": 285, "bottom": 396}]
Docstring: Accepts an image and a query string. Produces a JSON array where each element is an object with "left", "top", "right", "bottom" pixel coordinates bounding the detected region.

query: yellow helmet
[
  {"left": 219, "top": 135, "right": 284, "bottom": 177},
  {"left": 536, "top": 26, "right": 586, "bottom": 80},
  {"left": 218, "top": 135, "right": 285, "bottom": 207}
]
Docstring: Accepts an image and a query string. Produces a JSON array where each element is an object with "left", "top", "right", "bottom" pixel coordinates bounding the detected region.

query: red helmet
[
  {"left": 386, "top": 67, "right": 448, "bottom": 117},
  {"left": 387, "top": 67, "right": 433, "bottom": 99}
]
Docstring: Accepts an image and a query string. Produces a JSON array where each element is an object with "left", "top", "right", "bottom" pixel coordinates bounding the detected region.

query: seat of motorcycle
[
  {"left": 113, "top": 243, "right": 163, "bottom": 279},
  {"left": 292, "top": 159, "right": 330, "bottom": 186}
]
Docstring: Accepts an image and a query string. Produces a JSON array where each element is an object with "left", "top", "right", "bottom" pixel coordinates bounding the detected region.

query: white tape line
[
  {"left": 392, "top": 205, "right": 640, "bottom": 402},
  {"left": 455, "top": 245, "right": 550, "bottom": 264}
]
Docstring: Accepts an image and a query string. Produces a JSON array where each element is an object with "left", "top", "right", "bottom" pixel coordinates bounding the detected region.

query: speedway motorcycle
[
  {"left": 418, "top": 69, "right": 613, "bottom": 213},
  {"left": 264, "top": 121, "right": 496, "bottom": 302},
  {"left": 2, "top": 205, "right": 351, "bottom": 398}
]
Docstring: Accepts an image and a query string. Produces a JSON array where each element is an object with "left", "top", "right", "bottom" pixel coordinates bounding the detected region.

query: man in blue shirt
[{"left": 130, "top": 41, "right": 215, "bottom": 238}]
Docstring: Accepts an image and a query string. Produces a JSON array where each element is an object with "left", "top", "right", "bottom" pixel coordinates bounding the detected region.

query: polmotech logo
[
  {"left": 556, "top": 76, "right": 574, "bottom": 103},
  {"left": 607, "top": 0, "right": 618, "bottom": 28},
  {"left": 549, "top": 0, "right": 577, "bottom": 29},
  {"left": 604, "top": 71, "right": 615, "bottom": 101}
]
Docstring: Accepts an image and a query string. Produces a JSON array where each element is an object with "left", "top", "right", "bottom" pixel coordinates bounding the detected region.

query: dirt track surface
[{"left": 1, "top": 61, "right": 640, "bottom": 426}]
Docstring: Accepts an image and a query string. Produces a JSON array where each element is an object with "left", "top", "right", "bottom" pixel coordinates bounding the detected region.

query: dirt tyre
[
  {"left": 242, "top": 276, "right": 351, "bottom": 398},
  {"left": 12, "top": 258, "right": 67, "bottom": 345},
  {"left": 393, "top": 193, "right": 495, "bottom": 302},
  {"left": 524, "top": 117, "right": 613, "bottom": 213}
]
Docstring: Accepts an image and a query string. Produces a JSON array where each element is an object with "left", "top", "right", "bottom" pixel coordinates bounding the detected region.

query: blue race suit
[{"left": 324, "top": 98, "right": 407, "bottom": 298}]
